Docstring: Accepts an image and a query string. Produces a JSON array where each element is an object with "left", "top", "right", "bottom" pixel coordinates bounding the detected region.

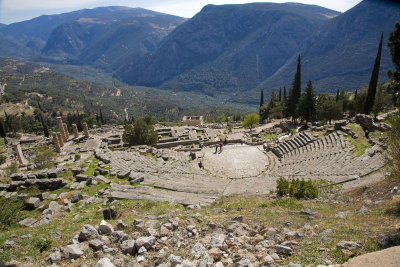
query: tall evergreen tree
[
  {"left": 0, "top": 118, "right": 7, "bottom": 144},
  {"left": 283, "top": 86, "right": 287, "bottom": 103},
  {"left": 297, "top": 80, "right": 316, "bottom": 122},
  {"left": 336, "top": 89, "right": 340, "bottom": 102},
  {"left": 260, "top": 90, "right": 264, "bottom": 107},
  {"left": 286, "top": 55, "right": 302, "bottom": 121},
  {"left": 364, "top": 32, "right": 383, "bottom": 114},
  {"left": 100, "top": 109, "right": 105, "bottom": 125},
  {"left": 279, "top": 87, "right": 282, "bottom": 102},
  {"left": 354, "top": 89, "right": 358, "bottom": 100}
]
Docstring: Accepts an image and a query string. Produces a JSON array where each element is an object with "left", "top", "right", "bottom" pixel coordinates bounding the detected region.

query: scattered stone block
[
  {"left": 96, "top": 257, "right": 115, "bottom": 267},
  {"left": 78, "top": 224, "right": 100, "bottom": 242},
  {"left": 103, "top": 206, "right": 118, "bottom": 220},
  {"left": 75, "top": 174, "right": 89, "bottom": 182},
  {"left": 24, "top": 197, "right": 40, "bottom": 210},
  {"left": 62, "top": 244, "right": 83, "bottom": 259},
  {"left": 98, "top": 220, "right": 114, "bottom": 235}
]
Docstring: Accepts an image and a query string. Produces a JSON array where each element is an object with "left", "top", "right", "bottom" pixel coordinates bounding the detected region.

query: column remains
[
  {"left": 72, "top": 124, "right": 79, "bottom": 138},
  {"left": 83, "top": 122, "right": 89, "bottom": 138},
  {"left": 13, "top": 143, "right": 28, "bottom": 165}
]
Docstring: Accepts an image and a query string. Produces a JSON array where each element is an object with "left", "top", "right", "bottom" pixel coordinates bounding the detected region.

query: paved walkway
[{"left": 202, "top": 144, "right": 269, "bottom": 178}]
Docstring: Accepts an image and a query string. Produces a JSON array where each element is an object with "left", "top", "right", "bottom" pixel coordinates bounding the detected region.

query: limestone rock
[
  {"left": 275, "top": 244, "right": 293, "bottom": 255},
  {"left": 98, "top": 220, "right": 114, "bottom": 235},
  {"left": 103, "top": 206, "right": 118, "bottom": 220},
  {"left": 209, "top": 233, "right": 226, "bottom": 249},
  {"left": 191, "top": 242, "right": 208, "bottom": 259},
  {"left": 135, "top": 236, "right": 156, "bottom": 250},
  {"left": 78, "top": 224, "right": 100, "bottom": 242},
  {"left": 96, "top": 257, "right": 115, "bottom": 267},
  {"left": 24, "top": 197, "right": 40, "bottom": 210},
  {"left": 18, "top": 218, "right": 38, "bottom": 227},
  {"left": 168, "top": 254, "right": 182, "bottom": 267},
  {"left": 120, "top": 239, "right": 136, "bottom": 255},
  {"left": 63, "top": 244, "right": 83, "bottom": 259},
  {"left": 89, "top": 239, "right": 104, "bottom": 251},
  {"left": 48, "top": 250, "right": 62, "bottom": 263}
]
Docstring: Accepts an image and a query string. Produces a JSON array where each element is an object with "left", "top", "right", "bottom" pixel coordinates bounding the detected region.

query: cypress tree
[
  {"left": 100, "top": 109, "right": 105, "bottom": 125},
  {"left": 354, "top": 89, "right": 358, "bottom": 100},
  {"left": 287, "top": 55, "right": 302, "bottom": 121},
  {"left": 260, "top": 90, "right": 264, "bottom": 107},
  {"left": 283, "top": 86, "right": 287, "bottom": 103},
  {"left": 0, "top": 118, "right": 7, "bottom": 144},
  {"left": 39, "top": 115, "right": 49, "bottom": 137},
  {"left": 279, "top": 87, "right": 282, "bottom": 102},
  {"left": 364, "top": 32, "right": 383, "bottom": 114},
  {"left": 336, "top": 89, "right": 340, "bottom": 102}
]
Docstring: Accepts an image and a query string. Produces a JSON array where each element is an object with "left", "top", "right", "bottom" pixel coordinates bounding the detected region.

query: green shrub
[
  {"left": 0, "top": 154, "right": 6, "bottom": 165},
  {"left": 277, "top": 176, "right": 290, "bottom": 196},
  {"left": 37, "top": 238, "right": 52, "bottom": 252},
  {"left": 0, "top": 197, "right": 24, "bottom": 230},
  {"left": 74, "top": 154, "right": 81, "bottom": 161},
  {"left": 5, "top": 161, "right": 19, "bottom": 177},
  {"left": 275, "top": 177, "right": 319, "bottom": 199},
  {"left": 32, "top": 145, "right": 56, "bottom": 169}
]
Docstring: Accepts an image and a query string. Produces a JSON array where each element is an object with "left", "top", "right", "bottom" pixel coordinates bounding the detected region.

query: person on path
[
  {"left": 215, "top": 143, "right": 219, "bottom": 154},
  {"left": 219, "top": 142, "right": 223, "bottom": 153}
]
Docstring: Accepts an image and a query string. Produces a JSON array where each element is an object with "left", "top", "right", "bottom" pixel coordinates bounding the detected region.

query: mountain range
[{"left": 0, "top": 0, "right": 399, "bottom": 105}]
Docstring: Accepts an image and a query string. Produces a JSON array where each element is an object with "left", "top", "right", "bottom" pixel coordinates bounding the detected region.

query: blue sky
[{"left": 0, "top": 0, "right": 363, "bottom": 25}]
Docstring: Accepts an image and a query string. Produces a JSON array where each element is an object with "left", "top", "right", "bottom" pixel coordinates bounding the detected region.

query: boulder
[
  {"left": 48, "top": 250, "right": 62, "bottom": 263},
  {"left": 75, "top": 174, "right": 89, "bottom": 182},
  {"left": 96, "top": 257, "right": 115, "bottom": 267},
  {"left": 120, "top": 239, "right": 136, "bottom": 255},
  {"left": 336, "top": 241, "right": 362, "bottom": 251},
  {"left": 191, "top": 242, "right": 208, "bottom": 259},
  {"left": 18, "top": 218, "right": 38, "bottom": 227},
  {"left": 63, "top": 244, "right": 83, "bottom": 259},
  {"left": 103, "top": 206, "right": 118, "bottom": 220},
  {"left": 209, "top": 233, "right": 226, "bottom": 249},
  {"left": 98, "top": 220, "right": 114, "bottom": 235},
  {"left": 275, "top": 244, "right": 293, "bottom": 255},
  {"left": 89, "top": 239, "right": 105, "bottom": 251},
  {"left": 135, "top": 236, "right": 156, "bottom": 250},
  {"left": 24, "top": 197, "right": 40, "bottom": 210},
  {"left": 78, "top": 224, "right": 100, "bottom": 242}
]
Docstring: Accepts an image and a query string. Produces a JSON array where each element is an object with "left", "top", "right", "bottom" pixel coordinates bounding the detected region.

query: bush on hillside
[{"left": 276, "top": 177, "right": 318, "bottom": 199}]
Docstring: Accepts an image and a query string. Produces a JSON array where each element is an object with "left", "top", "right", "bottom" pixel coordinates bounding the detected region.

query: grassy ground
[{"left": 346, "top": 123, "right": 372, "bottom": 157}]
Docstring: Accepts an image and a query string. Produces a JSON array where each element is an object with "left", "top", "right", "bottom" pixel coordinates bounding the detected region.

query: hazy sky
[{"left": 0, "top": 0, "right": 363, "bottom": 25}]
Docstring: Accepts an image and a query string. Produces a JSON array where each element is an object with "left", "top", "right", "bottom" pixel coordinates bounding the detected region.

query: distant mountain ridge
[
  {"left": 116, "top": 3, "right": 340, "bottom": 99},
  {"left": 0, "top": 1, "right": 399, "bottom": 105}
]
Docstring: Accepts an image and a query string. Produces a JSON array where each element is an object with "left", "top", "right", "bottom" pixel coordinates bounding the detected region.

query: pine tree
[
  {"left": 297, "top": 80, "right": 316, "bottom": 122},
  {"left": 39, "top": 115, "right": 49, "bottom": 137},
  {"left": 0, "top": 118, "right": 7, "bottom": 144},
  {"left": 100, "top": 109, "right": 105, "bottom": 125},
  {"left": 279, "top": 87, "right": 282, "bottom": 102},
  {"left": 260, "top": 90, "right": 264, "bottom": 107},
  {"left": 287, "top": 55, "right": 302, "bottom": 121},
  {"left": 283, "top": 87, "right": 287, "bottom": 103},
  {"left": 336, "top": 89, "right": 340, "bottom": 102},
  {"left": 364, "top": 32, "right": 383, "bottom": 114}
]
